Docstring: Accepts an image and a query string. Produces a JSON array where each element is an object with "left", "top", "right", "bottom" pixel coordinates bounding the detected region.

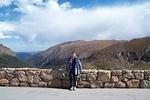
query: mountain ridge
[
  {"left": 27, "top": 40, "right": 122, "bottom": 67},
  {"left": 0, "top": 44, "right": 30, "bottom": 68},
  {"left": 0, "top": 44, "right": 16, "bottom": 56},
  {"left": 83, "top": 36, "right": 150, "bottom": 69}
]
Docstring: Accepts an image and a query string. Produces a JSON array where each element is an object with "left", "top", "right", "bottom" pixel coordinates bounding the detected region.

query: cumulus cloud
[
  {"left": 0, "top": 32, "right": 18, "bottom": 39},
  {"left": 1, "top": 0, "right": 150, "bottom": 49},
  {"left": 0, "top": 22, "right": 14, "bottom": 31},
  {"left": 13, "top": 0, "right": 150, "bottom": 44},
  {"left": 0, "top": 22, "right": 18, "bottom": 39},
  {"left": 0, "top": 0, "right": 13, "bottom": 7}
]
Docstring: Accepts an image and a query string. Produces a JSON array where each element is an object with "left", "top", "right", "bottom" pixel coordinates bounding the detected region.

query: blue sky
[
  {"left": 0, "top": 0, "right": 150, "bottom": 52},
  {"left": 59, "top": 0, "right": 146, "bottom": 7}
]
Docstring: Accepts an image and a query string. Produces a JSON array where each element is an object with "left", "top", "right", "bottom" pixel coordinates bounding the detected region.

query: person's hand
[{"left": 62, "top": 73, "right": 65, "bottom": 77}]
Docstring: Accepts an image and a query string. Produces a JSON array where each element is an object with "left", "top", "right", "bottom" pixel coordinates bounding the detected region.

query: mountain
[
  {"left": 0, "top": 44, "right": 30, "bottom": 68},
  {"left": 0, "top": 44, "right": 16, "bottom": 56},
  {"left": 27, "top": 40, "right": 120, "bottom": 68},
  {"left": 16, "top": 51, "right": 40, "bottom": 61},
  {"left": 83, "top": 37, "right": 150, "bottom": 70}
]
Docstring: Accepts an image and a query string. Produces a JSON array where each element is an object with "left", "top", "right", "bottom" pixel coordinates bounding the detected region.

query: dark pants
[{"left": 69, "top": 71, "right": 77, "bottom": 87}]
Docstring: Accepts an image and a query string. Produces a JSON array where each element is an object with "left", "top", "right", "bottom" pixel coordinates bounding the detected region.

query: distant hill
[
  {"left": 0, "top": 54, "right": 30, "bottom": 68},
  {"left": 16, "top": 51, "right": 40, "bottom": 61},
  {"left": 27, "top": 40, "right": 120, "bottom": 68},
  {"left": 0, "top": 44, "right": 30, "bottom": 68},
  {"left": 0, "top": 44, "right": 16, "bottom": 56},
  {"left": 1, "top": 37, "right": 149, "bottom": 69},
  {"left": 83, "top": 37, "right": 150, "bottom": 70}
]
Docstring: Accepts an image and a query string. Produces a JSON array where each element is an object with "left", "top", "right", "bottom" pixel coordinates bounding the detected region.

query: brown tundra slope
[
  {"left": 0, "top": 44, "right": 29, "bottom": 68},
  {"left": 28, "top": 40, "right": 120, "bottom": 68},
  {"left": 0, "top": 44, "right": 16, "bottom": 56},
  {"left": 83, "top": 37, "right": 150, "bottom": 70}
]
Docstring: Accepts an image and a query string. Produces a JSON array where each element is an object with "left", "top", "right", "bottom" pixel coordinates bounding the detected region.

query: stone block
[
  {"left": 86, "top": 73, "right": 96, "bottom": 82},
  {"left": 104, "top": 83, "right": 115, "bottom": 88},
  {"left": 94, "top": 81, "right": 103, "bottom": 88},
  {"left": 39, "top": 81, "right": 47, "bottom": 87},
  {"left": 18, "top": 74, "right": 27, "bottom": 82},
  {"left": 30, "top": 84, "right": 38, "bottom": 87},
  {"left": 62, "top": 80, "right": 70, "bottom": 88},
  {"left": 140, "top": 80, "right": 150, "bottom": 88},
  {"left": 118, "top": 76, "right": 128, "bottom": 82},
  {"left": 5, "top": 74, "right": 14, "bottom": 80},
  {"left": 0, "top": 78, "right": 9, "bottom": 85},
  {"left": 111, "top": 76, "right": 119, "bottom": 83},
  {"left": 123, "top": 70, "right": 135, "bottom": 79},
  {"left": 111, "top": 70, "right": 122, "bottom": 76},
  {"left": 127, "top": 79, "right": 140, "bottom": 88},
  {"left": 115, "top": 81, "right": 126, "bottom": 88},
  {"left": 10, "top": 78, "right": 19, "bottom": 86},
  {"left": 97, "top": 70, "right": 111, "bottom": 83},
  {"left": 27, "top": 76, "right": 34, "bottom": 84},
  {"left": 0, "top": 71, "right": 6, "bottom": 79},
  {"left": 19, "top": 82, "right": 29, "bottom": 87},
  {"left": 48, "top": 79, "right": 62, "bottom": 88},
  {"left": 40, "top": 71, "right": 53, "bottom": 82},
  {"left": 33, "top": 76, "right": 41, "bottom": 84},
  {"left": 81, "top": 74, "right": 87, "bottom": 81},
  {"left": 144, "top": 70, "right": 150, "bottom": 76},
  {"left": 78, "top": 81, "right": 91, "bottom": 88},
  {"left": 134, "top": 73, "right": 144, "bottom": 80}
]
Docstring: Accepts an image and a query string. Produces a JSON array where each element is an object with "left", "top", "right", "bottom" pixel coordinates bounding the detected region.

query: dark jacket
[{"left": 67, "top": 57, "right": 82, "bottom": 76}]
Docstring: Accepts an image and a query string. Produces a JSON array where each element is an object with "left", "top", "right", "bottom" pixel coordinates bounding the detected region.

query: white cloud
[
  {"left": 0, "top": 32, "right": 18, "bottom": 39},
  {"left": 0, "top": 22, "right": 14, "bottom": 31},
  {"left": 13, "top": 0, "right": 150, "bottom": 44},
  {"left": 0, "top": 32, "right": 10, "bottom": 39},
  {"left": 0, "top": 22, "right": 18, "bottom": 39},
  {"left": 0, "top": 0, "right": 13, "bottom": 7},
  {"left": 1, "top": 0, "right": 150, "bottom": 51}
]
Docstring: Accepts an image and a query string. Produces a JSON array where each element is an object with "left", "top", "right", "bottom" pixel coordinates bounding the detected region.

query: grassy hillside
[{"left": 0, "top": 54, "right": 30, "bottom": 68}]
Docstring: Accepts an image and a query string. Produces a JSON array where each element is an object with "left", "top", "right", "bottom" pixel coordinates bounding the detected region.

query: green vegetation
[{"left": 0, "top": 54, "right": 30, "bottom": 68}]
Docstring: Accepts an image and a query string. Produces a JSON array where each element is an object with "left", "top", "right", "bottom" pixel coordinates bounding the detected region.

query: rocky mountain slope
[
  {"left": 3, "top": 36, "right": 147, "bottom": 70},
  {"left": 84, "top": 37, "right": 150, "bottom": 70},
  {"left": 28, "top": 40, "right": 120, "bottom": 67},
  {"left": 0, "top": 44, "right": 16, "bottom": 56}
]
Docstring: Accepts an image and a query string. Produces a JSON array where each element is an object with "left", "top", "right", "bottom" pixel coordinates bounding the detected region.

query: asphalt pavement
[{"left": 0, "top": 87, "right": 150, "bottom": 100}]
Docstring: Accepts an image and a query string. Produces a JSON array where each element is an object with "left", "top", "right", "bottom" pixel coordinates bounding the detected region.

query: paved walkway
[{"left": 0, "top": 87, "right": 150, "bottom": 100}]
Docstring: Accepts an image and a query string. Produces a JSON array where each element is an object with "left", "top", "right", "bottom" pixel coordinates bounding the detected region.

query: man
[{"left": 67, "top": 51, "right": 82, "bottom": 91}]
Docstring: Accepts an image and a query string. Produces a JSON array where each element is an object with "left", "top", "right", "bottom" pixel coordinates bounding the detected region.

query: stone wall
[{"left": 0, "top": 68, "right": 150, "bottom": 88}]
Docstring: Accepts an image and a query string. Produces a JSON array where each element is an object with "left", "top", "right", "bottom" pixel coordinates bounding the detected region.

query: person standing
[{"left": 67, "top": 51, "right": 82, "bottom": 91}]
